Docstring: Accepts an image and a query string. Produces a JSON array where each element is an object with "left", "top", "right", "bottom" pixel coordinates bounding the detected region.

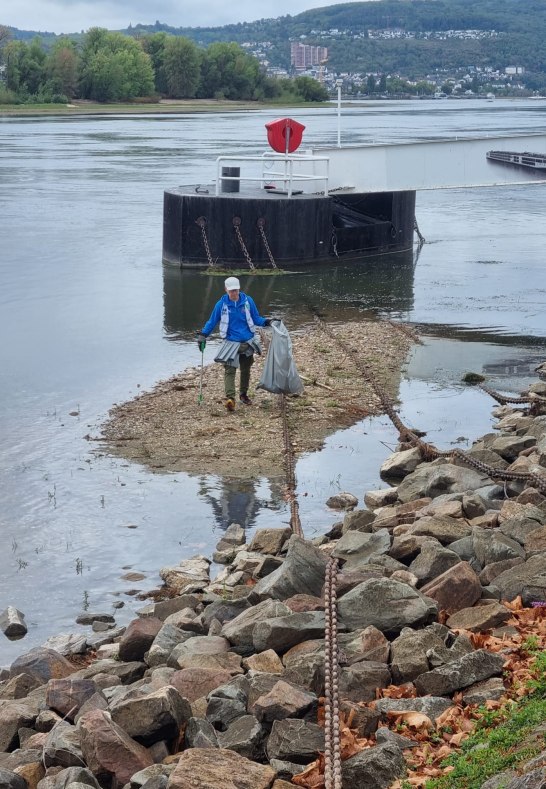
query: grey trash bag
[{"left": 257, "top": 320, "right": 304, "bottom": 395}]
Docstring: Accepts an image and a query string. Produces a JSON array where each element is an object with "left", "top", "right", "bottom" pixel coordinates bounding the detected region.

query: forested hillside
[{"left": 4, "top": 0, "right": 546, "bottom": 95}]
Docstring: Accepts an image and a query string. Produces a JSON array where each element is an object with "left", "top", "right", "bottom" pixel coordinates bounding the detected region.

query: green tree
[
  {"left": 199, "top": 42, "right": 264, "bottom": 100},
  {"left": 79, "top": 28, "right": 154, "bottom": 101},
  {"left": 163, "top": 36, "right": 200, "bottom": 98},
  {"left": 46, "top": 38, "right": 78, "bottom": 98},
  {"left": 366, "top": 74, "right": 376, "bottom": 94},
  {"left": 141, "top": 32, "right": 168, "bottom": 94},
  {"left": 294, "top": 75, "right": 329, "bottom": 101}
]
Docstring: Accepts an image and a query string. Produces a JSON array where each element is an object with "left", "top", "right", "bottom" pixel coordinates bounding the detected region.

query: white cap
[{"left": 224, "top": 276, "right": 240, "bottom": 290}]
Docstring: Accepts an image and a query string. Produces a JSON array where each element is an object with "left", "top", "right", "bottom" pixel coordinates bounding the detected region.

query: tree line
[{"left": 0, "top": 27, "right": 329, "bottom": 104}]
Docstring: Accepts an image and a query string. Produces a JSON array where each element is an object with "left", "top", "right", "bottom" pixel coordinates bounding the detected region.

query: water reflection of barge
[{"left": 486, "top": 150, "right": 546, "bottom": 170}]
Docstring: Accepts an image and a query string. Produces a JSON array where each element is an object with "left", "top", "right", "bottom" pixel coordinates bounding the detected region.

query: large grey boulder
[
  {"left": 43, "top": 721, "right": 83, "bottom": 768},
  {"left": 168, "top": 636, "right": 230, "bottom": 668},
  {"left": 250, "top": 680, "right": 316, "bottom": 722},
  {"left": 342, "top": 508, "right": 377, "bottom": 534},
  {"left": 266, "top": 718, "right": 324, "bottom": 764},
  {"left": 159, "top": 555, "right": 210, "bottom": 594},
  {"left": 472, "top": 527, "right": 525, "bottom": 567},
  {"left": 390, "top": 625, "right": 449, "bottom": 684},
  {"left": 333, "top": 529, "right": 391, "bottom": 568},
  {"left": 253, "top": 611, "right": 327, "bottom": 654},
  {"left": 145, "top": 624, "right": 195, "bottom": 668},
  {"left": 492, "top": 555, "right": 546, "bottom": 602},
  {"left": 184, "top": 717, "right": 219, "bottom": 749},
  {"left": 0, "top": 769, "right": 27, "bottom": 789},
  {"left": 338, "top": 578, "right": 437, "bottom": 635},
  {"left": 446, "top": 603, "right": 511, "bottom": 632},
  {"left": 341, "top": 742, "right": 406, "bottom": 788},
  {"left": 489, "top": 435, "right": 536, "bottom": 460},
  {"left": 217, "top": 715, "right": 265, "bottom": 760},
  {"left": 0, "top": 608, "right": 27, "bottom": 639},
  {"left": 339, "top": 661, "right": 391, "bottom": 702},
  {"left": 110, "top": 685, "right": 192, "bottom": 745},
  {"left": 397, "top": 463, "right": 490, "bottom": 503},
  {"left": 380, "top": 447, "right": 423, "bottom": 480},
  {"left": 403, "top": 515, "right": 472, "bottom": 545},
  {"left": 414, "top": 649, "right": 505, "bottom": 696},
  {"left": 221, "top": 600, "right": 290, "bottom": 650},
  {"left": 252, "top": 536, "right": 328, "bottom": 601},
  {"left": 408, "top": 542, "right": 461, "bottom": 585},
  {"left": 0, "top": 700, "right": 37, "bottom": 751}
]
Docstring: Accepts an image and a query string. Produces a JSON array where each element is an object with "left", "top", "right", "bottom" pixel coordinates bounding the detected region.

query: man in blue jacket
[{"left": 197, "top": 277, "right": 271, "bottom": 411}]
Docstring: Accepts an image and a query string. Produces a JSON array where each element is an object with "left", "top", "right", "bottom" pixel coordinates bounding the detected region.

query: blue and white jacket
[{"left": 201, "top": 292, "right": 267, "bottom": 342}]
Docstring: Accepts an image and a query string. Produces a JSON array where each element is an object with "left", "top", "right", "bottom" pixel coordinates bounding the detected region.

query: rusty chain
[
  {"left": 194, "top": 217, "right": 216, "bottom": 268},
  {"left": 313, "top": 314, "right": 546, "bottom": 495},
  {"left": 478, "top": 382, "right": 546, "bottom": 407},
  {"left": 256, "top": 218, "right": 278, "bottom": 269},
  {"left": 279, "top": 393, "right": 303, "bottom": 536},
  {"left": 324, "top": 556, "right": 342, "bottom": 789},
  {"left": 232, "top": 217, "right": 256, "bottom": 271}
]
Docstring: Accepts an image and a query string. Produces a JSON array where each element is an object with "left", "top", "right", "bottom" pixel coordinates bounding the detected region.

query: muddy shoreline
[{"left": 100, "top": 320, "right": 416, "bottom": 478}]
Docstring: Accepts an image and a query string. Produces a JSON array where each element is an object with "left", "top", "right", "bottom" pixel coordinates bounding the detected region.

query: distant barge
[
  {"left": 162, "top": 117, "right": 416, "bottom": 270},
  {"left": 486, "top": 150, "right": 546, "bottom": 170}
]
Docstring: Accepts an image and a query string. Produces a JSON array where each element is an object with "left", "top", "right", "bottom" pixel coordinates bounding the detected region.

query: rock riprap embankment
[{"left": 1, "top": 382, "right": 546, "bottom": 788}]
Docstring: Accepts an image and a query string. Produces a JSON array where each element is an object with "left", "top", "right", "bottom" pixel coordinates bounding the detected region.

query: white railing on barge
[{"left": 215, "top": 152, "right": 330, "bottom": 198}]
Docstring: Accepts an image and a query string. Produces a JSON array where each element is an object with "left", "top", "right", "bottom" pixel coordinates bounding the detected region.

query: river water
[{"left": 1, "top": 99, "right": 545, "bottom": 663}]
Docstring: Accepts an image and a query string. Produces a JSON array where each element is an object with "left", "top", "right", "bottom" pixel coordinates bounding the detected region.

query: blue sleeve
[
  {"left": 247, "top": 296, "right": 267, "bottom": 327},
  {"left": 201, "top": 300, "right": 223, "bottom": 336}
]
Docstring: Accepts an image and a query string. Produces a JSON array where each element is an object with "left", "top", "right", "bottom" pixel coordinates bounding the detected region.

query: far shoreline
[{"left": 0, "top": 98, "right": 329, "bottom": 117}]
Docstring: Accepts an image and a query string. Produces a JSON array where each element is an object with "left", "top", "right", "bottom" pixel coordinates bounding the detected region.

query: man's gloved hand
[
  {"left": 263, "top": 319, "right": 271, "bottom": 327},
  {"left": 197, "top": 334, "right": 207, "bottom": 352}
]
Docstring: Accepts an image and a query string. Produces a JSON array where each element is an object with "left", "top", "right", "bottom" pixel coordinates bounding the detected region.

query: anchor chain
[
  {"left": 324, "top": 556, "right": 342, "bottom": 789},
  {"left": 413, "top": 216, "right": 426, "bottom": 245},
  {"left": 257, "top": 219, "right": 278, "bottom": 269},
  {"left": 312, "top": 314, "right": 546, "bottom": 495},
  {"left": 279, "top": 393, "right": 303, "bottom": 537},
  {"left": 232, "top": 217, "right": 256, "bottom": 271},
  {"left": 195, "top": 217, "right": 215, "bottom": 268},
  {"left": 478, "top": 383, "right": 546, "bottom": 407}
]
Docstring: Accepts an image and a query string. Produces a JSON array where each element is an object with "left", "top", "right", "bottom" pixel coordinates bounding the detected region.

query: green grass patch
[{"left": 426, "top": 651, "right": 546, "bottom": 789}]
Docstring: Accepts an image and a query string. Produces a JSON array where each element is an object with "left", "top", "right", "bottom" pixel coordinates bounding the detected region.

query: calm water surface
[{"left": 1, "top": 99, "right": 545, "bottom": 662}]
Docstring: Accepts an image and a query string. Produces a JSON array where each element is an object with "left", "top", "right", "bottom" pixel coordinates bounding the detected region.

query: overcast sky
[{"left": 3, "top": 0, "right": 353, "bottom": 35}]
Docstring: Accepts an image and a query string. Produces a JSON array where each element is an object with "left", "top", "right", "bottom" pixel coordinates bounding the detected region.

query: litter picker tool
[{"left": 198, "top": 348, "right": 205, "bottom": 405}]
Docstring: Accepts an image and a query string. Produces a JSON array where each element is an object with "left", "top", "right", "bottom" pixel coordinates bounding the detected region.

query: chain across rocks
[
  {"left": 280, "top": 393, "right": 303, "bottom": 537},
  {"left": 232, "top": 217, "right": 256, "bottom": 271},
  {"left": 313, "top": 315, "right": 546, "bottom": 495},
  {"left": 324, "top": 556, "right": 342, "bottom": 789}
]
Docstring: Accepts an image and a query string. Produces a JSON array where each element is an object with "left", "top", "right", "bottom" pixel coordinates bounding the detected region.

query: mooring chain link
[
  {"left": 324, "top": 556, "right": 342, "bottom": 789},
  {"left": 232, "top": 217, "right": 256, "bottom": 271},
  {"left": 478, "top": 383, "right": 546, "bottom": 406},
  {"left": 279, "top": 394, "right": 303, "bottom": 536},
  {"left": 312, "top": 314, "right": 546, "bottom": 495},
  {"left": 256, "top": 219, "right": 278, "bottom": 269},
  {"left": 195, "top": 217, "right": 215, "bottom": 268}
]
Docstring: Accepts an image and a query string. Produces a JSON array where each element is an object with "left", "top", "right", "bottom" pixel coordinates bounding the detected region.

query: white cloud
[{"left": 2, "top": 0, "right": 348, "bottom": 35}]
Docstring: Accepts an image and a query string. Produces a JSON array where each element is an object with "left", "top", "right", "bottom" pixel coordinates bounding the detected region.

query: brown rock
[
  {"left": 420, "top": 562, "right": 481, "bottom": 614},
  {"left": 242, "top": 650, "right": 284, "bottom": 675},
  {"left": 283, "top": 594, "right": 324, "bottom": 613},
  {"left": 79, "top": 709, "right": 153, "bottom": 785},
  {"left": 9, "top": 648, "right": 74, "bottom": 683},
  {"left": 118, "top": 618, "right": 163, "bottom": 662},
  {"left": 248, "top": 528, "right": 292, "bottom": 556},
  {"left": 46, "top": 679, "right": 97, "bottom": 721},
  {"left": 166, "top": 747, "right": 275, "bottom": 789},
  {"left": 13, "top": 762, "right": 44, "bottom": 789},
  {"left": 0, "top": 701, "right": 37, "bottom": 751},
  {"left": 373, "top": 498, "right": 432, "bottom": 531},
  {"left": 446, "top": 602, "right": 511, "bottom": 632},
  {"left": 250, "top": 680, "right": 316, "bottom": 722},
  {"left": 170, "top": 668, "right": 233, "bottom": 703}
]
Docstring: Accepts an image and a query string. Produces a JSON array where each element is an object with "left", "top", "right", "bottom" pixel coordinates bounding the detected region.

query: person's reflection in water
[{"left": 197, "top": 475, "right": 285, "bottom": 533}]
